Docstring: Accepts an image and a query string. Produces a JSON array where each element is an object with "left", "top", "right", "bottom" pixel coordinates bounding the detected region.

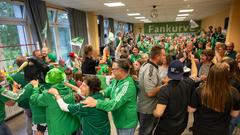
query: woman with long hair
[
  {"left": 81, "top": 45, "right": 99, "bottom": 75},
  {"left": 188, "top": 62, "right": 240, "bottom": 135},
  {"left": 221, "top": 57, "right": 240, "bottom": 134}
]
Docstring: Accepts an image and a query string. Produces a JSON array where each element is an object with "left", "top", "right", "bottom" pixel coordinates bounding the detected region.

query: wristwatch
[{"left": 54, "top": 94, "right": 60, "bottom": 97}]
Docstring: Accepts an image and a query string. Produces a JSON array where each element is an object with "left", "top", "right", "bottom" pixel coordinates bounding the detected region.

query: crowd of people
[{"left": 0, "top": 25, "right": 239, "bottom": 135}]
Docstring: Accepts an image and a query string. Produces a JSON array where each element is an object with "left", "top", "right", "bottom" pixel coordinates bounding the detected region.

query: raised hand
[
  {"left": 48, "top": 88, "right": 59, "bottom": 95},
  {"left": 30, "top": 80, "right": 39, "bottom": 88},
  {"left": 82, "top": 97, "right": 97, "bottom": 107}
]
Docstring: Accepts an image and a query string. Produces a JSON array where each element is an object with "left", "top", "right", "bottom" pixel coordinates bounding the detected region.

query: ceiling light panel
[
  {"left": 135, "top": 16, "right": 146, "bottom": 19},
  {"left": 179, "top": 9, "right": 194, "bottom": 13},
  {"left": 127, "top": 13, "right": 141, "bottom": 16},
  {"left": 104, "top": 2, "right": 125, "bottom": 7}
]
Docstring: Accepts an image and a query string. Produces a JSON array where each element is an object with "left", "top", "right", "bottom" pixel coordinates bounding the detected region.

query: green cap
[
  {"left": 48, "top": 53, "right": 57, "bottom": 62},
  {"left": 45, "top": 68, "right": 66, "bottom": 84}
]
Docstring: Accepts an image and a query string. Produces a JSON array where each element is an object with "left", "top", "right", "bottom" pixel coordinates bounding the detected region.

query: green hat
[
  {"left": 45, "top": 68, "right": 66, "bottom": 84},
  {"left": 48, "top": 53, "right": 57, "bottom": 62}
]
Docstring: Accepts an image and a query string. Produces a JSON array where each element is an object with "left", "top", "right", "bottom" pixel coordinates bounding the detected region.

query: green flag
[
  {"left": 71, "top": 37, "right": 84, "bottom": 47},
  {"left": 137, "top": 34, "right": 140, "bottom": 43}
]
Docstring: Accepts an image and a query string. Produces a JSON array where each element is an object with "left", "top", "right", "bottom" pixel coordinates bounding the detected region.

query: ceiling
[{"left": 45, "top": 0, "right": 232, "bottom": 23}]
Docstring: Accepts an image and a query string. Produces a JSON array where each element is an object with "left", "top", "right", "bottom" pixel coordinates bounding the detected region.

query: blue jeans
[
  {"left": 117, "top": 128, "right": 136, "bottom": 135},
  {"left": 229, "top": 115, "right": 240, "bottom": 135},
  {"left": 138, "top": 113, "right": 158, "bottom": 135},
  {"left": 0, "top": 122, "right": 12, "bottom": 135}
]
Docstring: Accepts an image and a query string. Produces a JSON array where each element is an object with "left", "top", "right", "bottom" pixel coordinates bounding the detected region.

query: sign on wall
[{"left": 144, "top": 21, "right": 201, "bottom": 34}]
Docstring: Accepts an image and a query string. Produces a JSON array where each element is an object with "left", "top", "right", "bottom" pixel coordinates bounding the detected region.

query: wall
[
  {"left": 86, "top": 11, "right": 100, "bottom": 54},
  {"left": 201, "top": 8, "right": 230, "bottom": 30},
  {"left": 226, "top": 0, "right": 240, "bottom": 51},
  {"left": 133, "top": 23, "right": 144, "bottom": 35}
]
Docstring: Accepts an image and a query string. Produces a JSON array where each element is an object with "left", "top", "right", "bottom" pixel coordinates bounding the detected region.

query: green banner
[{"left": 144, "top": 21, "right": 201, "bottom": 34}]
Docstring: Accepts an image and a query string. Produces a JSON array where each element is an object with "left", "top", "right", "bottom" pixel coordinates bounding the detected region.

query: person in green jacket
[
  {"left": 11, "top": 56, "right": 29, "bottom": 108},
  {"left": 0, "top": 86, "right": 15, "bottom": 135},
  {"left": 0, "top": 78, "right": 50, "bottom": 135},
  {"left": 30, "top": 68, "right": 79, "bottom": 135},
  {"left": 45, "top": 53, "right": 58, "bottom": 69},
  {"left": 82, "top": 59, "right": 138, "bottom": 135},
  {"left": 0, "top": 70, "right": 18, "bottom": 135},
  {"left": 129, "top": 46, "right": 142, "bottom": 63},
  {"left": 11, "top": 56, "right": 33, "bottom": 135},
  {"left": 48, "top": 76, "right": 111, "bottom": 135},
  {"left": 6, "top": 56, "right": 52, "bottom": 135}
]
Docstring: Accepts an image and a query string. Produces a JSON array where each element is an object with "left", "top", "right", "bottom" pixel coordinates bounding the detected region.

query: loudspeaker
[{"left": 224, "top": 17, "right": 229, "bottom": 30}]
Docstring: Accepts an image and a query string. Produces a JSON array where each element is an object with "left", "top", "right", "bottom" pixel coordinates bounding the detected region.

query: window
[
  {"left": 103, "top": 18, "right": 109, "bottom": 44},
  {"left": 0, "top": 1, "right": 33, "bottom": 71},
  {"left": 48, "top": 8, "right": 71, "bottom": 60},
  {"left": 124, "top": 24, "right": 129, "bottom": 33},
  {"left": 0, "top": 1, "right": 24, "bottom": 19}
]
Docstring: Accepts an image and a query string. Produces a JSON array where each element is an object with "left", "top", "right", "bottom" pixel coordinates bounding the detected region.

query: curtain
[
  {"left": 109, "top": 18, "right": 114, "bottom": 34},
  {"left": 128, "top": 23, "right": 134, "bottom": 32},
  {"left": 24, "top": 0, "right": 51, "bottom": 49},
  {"left": 67, "top": 8, "right": 88, "bottom": 45},
  {"left": 98, "top": 15, "right": 104, "bottom": 47}
]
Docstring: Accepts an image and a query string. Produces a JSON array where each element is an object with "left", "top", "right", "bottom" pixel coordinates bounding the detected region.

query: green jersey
[
  {"left": 31, "top": 83, "right": 79, "bottom": 135},
  {"left": 30, "top": 83, "right": 51, "bottom": 124},
  {"left": 96, "top": 76, "right": 138, "bottom": 129},
  {"left": 68, "top": 93, "right": 110, "bottom": 135}
]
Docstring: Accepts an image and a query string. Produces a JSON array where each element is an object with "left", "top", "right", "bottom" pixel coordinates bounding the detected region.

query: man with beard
[
  {"left": 226, "top": 42, "right": 237, "bottom": 60},
  {"left": 41, "top": 47, "right": 49, "bottom": 63},
  {"left": 137, "top": 46, "right": 166, "bottom": 135}
]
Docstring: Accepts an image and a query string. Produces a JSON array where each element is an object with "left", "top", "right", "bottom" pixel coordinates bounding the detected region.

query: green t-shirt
[
  {"left": 96, "top": 76, "right": 138, "bottom": 128},
  {"left": 31, "top": 83, "right": 79, "bottom": 135},
  {"left": 68, "top": 93, "right": 110, "bottom": 135},
  {"left": 129, "top": 54, "right": 142, "bottom": 63}
]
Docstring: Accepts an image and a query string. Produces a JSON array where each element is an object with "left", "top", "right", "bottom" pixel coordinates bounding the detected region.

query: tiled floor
[{"left": 6, "top": 112, "right": 240, "bottom": 135}]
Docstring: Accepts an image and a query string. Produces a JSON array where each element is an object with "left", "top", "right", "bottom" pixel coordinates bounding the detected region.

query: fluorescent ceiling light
[
  {"left": 127, "top": 13, "right": 140, "bottom": 16},
  {"left": 179, "top": 9, "right": 194, "bottom": 13},
  {"left": 177, "top": 14, "right": 189, "bottom": 17},
  {"left": 140, "top": 19, "right": 149, "bottom": 21},
  {"left": 176, "top": 18, "right": 184, "bottom": 20},
  {"left": 176, "top": 17, "right": 186, "bottom": 19},
  {"left": 135, "top": 16, "right": 146, "bottom": 19},
  {"left": 104, "top": 2, "right": 125, "bottom": 7},
  {"left": 144, "top": 21, "right": 152, "bottom": 23}
]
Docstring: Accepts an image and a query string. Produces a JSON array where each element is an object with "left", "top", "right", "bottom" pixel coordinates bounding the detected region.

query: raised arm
[
  {"left": 190, "top": 54, "right": 198, "bottom": 79},
  {"left": 64, "top": 82, "right": 81, "bottom": 93}
]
